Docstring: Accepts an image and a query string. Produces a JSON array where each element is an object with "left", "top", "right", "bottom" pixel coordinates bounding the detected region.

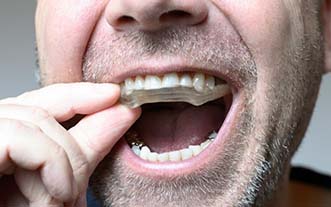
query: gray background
[{"left": 1, "top": 0, "right": 330, "bottom": 174}]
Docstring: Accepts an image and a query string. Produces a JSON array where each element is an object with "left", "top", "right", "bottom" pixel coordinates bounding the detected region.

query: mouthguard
[{"left": 120, "top": 84, "right": 231, "bottom": 108}]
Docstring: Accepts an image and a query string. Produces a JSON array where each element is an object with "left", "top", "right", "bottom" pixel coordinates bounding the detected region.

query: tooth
[
  {"left": 148, "top": 152, "right": 158, "bottom": 162},
  {"left": 125, "top": 78, "right": 135, "bottom": 94},
  {"left": 140, "top": 146, "right": 151, "bottom": 160},
  {"left": 179, "top": 74, "right": 193, "bottom": 88},
  {"left": 162, "top": 73, "right": 180, "bottom": 88},
  {"left": 208, "top": 131, "right": 218, "bottom": 139},
  {"left": 157, "top": 153, "right": 169, "bottom": 162},
  {"left": 193, "top": 73, "right": 205, "bottom": 92},
  {"left": 132, "top": 145, "right": 141, "bottom": 156},
  {"left": 120, "top": 82, "right": 125, "bottom": 89},
  {"left": 189, "top": 145, "right": 202, "bottom": 156},
  {"left": 201, "top": 140, "right": 212, "bottom": 150},
  {"left": 180, "top": 149, "right": 193, "bottom": 160},
  {"left": 144, "top": 75, "right": 162, "bottom": 90},
  {"left": 205, "top": 75, "right": 215, "bottom": 90},
  {"left": 135, "top": 76, "right": 145, "bottom": 90},
  {"left": 168, "top": 151, "right": 181, "bottom": 162},
  {"left": 120, "top": 83, "right": 126, "bottom": 95}
]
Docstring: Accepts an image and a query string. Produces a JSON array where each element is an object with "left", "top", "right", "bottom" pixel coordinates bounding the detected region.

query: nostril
[
  {"left": 107, "top": 0, "right": 208, "bottom": 31},
  {"left": 159, "top": 10, "right": 192, "bottom": 23},
  {"left": 117, "top": 15, "right": 136, "bottom": 25}
]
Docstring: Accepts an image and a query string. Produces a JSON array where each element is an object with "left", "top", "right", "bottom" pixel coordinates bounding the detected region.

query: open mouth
[{"left": 117, "top": 71, "right": 236, "bottom": 176}]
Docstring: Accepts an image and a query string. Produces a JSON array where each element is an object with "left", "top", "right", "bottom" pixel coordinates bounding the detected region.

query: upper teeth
[{"left": 122, "top": 72, "right": 219, "bottom": 95}]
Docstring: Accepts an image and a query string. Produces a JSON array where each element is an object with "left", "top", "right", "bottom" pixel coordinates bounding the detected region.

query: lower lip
[{"left": 116, "top": 92, "right": 242, "bottom": 178}]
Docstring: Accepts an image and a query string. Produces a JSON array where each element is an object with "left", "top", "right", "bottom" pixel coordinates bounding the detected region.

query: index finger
[{"left": 0, "top": 82, "right": 120, "bottom": 122}]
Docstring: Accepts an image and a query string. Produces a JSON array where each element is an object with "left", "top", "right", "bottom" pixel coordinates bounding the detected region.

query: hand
[{"left": 0, "top": 83, "right": 141, "bottom": 207}]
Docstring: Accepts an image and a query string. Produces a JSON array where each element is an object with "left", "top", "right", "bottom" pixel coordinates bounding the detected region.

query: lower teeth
[{"left": 128, "top": 131, "right": 217, "bottom": 162}]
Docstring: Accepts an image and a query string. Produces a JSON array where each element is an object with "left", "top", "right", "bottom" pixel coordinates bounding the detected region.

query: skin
[{"left": 0, "top": 0, "right": 330, "bottom": 206}]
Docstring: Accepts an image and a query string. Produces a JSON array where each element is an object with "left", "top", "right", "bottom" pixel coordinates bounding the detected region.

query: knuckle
[
  {"left": 0, "top": 118, "right": 42, "bottom": 139},
  {"left": 45, "top": 83, "right": 65, "bottom": 92},
  {"left": 53, "top": 145, "right": 67, "bottom": 160},
  {"left": 27, "top": 124, "right": 44, "bottom": 134},
  {"left": 66, "top": 105, "right": 76, "bottom": 118},
  {"left": 17, "top": 90, "right": 34, "bottom": 101},
  {"left": 0, "top": 118, "right": 26, "bottom": 133},
  {"left": 51, "top": 145, "right": 71, "bottom": 167},
  {"left": 74, "top": 156, "right": 90, "bottom": 178},
  {"left": 0, "top": 119, "right": 23, "bottom": 149},
  {"left": 30, "top": 107, "right": 52, "bottom": 122},
  {"left": 30, "top": 197, "right": 62, "bottom": 207},
  {"left": 0, "top": 97, "right": 16, "bottom": 105}
]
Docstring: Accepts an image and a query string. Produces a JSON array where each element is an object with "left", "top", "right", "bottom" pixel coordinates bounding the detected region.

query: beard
[{"left": 82, "top": 13, "right": 324, "bottom": 206}]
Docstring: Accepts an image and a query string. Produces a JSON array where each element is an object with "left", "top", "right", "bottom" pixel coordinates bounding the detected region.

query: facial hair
[{"left": 83, "top": 12, "right": 323, "bottom": 207}]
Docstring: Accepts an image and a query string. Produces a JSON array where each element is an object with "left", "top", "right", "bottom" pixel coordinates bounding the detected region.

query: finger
[
  {"left": 0, "top": 142, "right": 13, "bottom": 173},
  {"left": 15, "top": 169, "right": 63, "bottom": 207},
  {"left": 0, "top": 118, "right": 41, "bottom": 173},
  {"left": 0, "top": 104, "right": 88, "bottom": 191},
  {"left": 0, "top": 82, "right": 120, "bottom": 122},
  {"left": 0, "top": 118, "right": 75, "bottom": 202},
  {"left": 73, "top": 192, "right": 87, "bottom": 207},
  {"left": 69, "top": 105, "right": 141, "bottom": 171}
]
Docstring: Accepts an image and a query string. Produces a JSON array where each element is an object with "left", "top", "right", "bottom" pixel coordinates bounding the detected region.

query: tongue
[{"left": 131, "top": 102, "right": 226, "bottom": 153}]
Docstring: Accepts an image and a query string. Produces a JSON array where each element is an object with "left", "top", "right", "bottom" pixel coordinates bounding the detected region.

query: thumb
[{"left": 69, "top": 104, "right": 141, "bottom": 172}]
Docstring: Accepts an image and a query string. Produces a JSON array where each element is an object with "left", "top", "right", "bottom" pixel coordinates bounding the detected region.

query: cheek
[
  {"left": 215, "top": 0, "right": 305, "bottom": 126},
  {"left": 36, "top": 0, "right": 108, "bottom": 84},
  {"left": 216, "top": 0, "right": 291, "bottom": 59},
  {"left": 215, "top": 0, "right": 299, "bottom": 99}
]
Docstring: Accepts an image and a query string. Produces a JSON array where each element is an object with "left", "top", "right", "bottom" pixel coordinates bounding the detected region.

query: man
[{"left": 0, "top": 0, "right": 330, "bottom": 206}]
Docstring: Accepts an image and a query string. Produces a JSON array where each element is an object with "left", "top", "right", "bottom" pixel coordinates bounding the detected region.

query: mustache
[{"left": 82, "top": 25, "right": 257, "bottom": 86}]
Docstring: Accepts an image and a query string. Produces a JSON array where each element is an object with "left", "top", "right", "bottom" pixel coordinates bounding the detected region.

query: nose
[{"left": 106, "top": 0, "right": 209, "bottom": 31}]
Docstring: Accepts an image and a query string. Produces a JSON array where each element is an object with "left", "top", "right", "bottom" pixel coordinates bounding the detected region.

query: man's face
[{"left": 36, "top": 0, "right": 324, "bottom": 206}]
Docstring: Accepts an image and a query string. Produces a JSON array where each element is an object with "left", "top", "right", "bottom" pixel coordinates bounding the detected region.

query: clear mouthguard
[{"left": 120, "top": 84, "right": 231, "bottom": 108}]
